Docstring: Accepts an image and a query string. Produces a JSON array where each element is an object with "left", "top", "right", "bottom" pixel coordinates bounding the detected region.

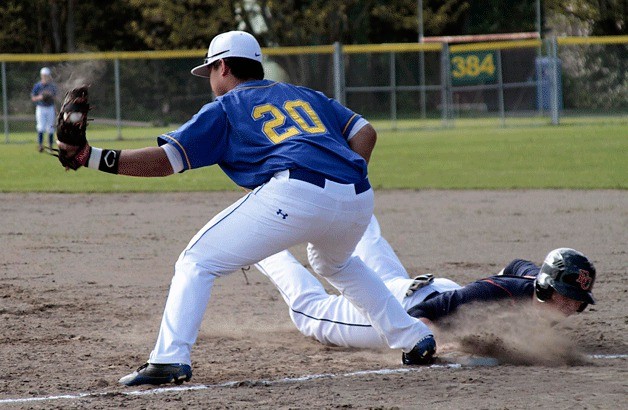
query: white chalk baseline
[{"left": 0, "top": 354, "right": 625, "bottom": 405}]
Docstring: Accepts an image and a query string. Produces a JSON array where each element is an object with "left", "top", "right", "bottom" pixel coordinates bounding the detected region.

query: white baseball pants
[
  {"left": 256, "top": 215, "right": 462, "bottom": 349},
  {"left": 35, "top": 105, "right": 55, "bottom": 133},
  {"left": 149, "top": 171, "right": 433, "bottom": 365}
]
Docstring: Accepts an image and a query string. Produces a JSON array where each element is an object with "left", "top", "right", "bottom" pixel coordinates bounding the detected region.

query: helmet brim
[{"left": 553, "top": 282, "right": 595, "bottom": 305}]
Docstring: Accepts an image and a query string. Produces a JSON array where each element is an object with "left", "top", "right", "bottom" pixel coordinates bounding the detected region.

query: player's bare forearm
[
  {"left": 348, "top": 124, "right": 377, "bottom": 164},
  {"left": 56, "top": 141, "right": 173, "bottom": 176},
  {"left": 52, "top": 88, "right": 173, "bottom": 176},
  {"left": 118, "top": 147, "right": 174, "bottom": 177}
]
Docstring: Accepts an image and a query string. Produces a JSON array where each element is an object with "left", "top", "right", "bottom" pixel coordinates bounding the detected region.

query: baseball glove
[
  {"left": 41, "top": 91, "right": 55, "bottom": 105},
  {"left": 53, "top": 86, "right": 92, "bottom": 170}
]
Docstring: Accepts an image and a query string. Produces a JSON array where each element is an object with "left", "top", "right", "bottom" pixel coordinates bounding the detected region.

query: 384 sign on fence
[{"left": 450, "top": 50, "right": 496, "bottom": 85}]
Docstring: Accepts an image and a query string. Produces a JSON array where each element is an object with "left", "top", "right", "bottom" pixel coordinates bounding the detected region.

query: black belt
[{"left": 288, "top": 169, "right": 371, "bottom": 194}]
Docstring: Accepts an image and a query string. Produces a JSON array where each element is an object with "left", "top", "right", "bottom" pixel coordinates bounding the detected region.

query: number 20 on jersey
[{"left": 252, "top": 100, "right": 327, "bottom": 144}]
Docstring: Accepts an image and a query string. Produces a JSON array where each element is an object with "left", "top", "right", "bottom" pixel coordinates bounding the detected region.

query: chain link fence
[{"left": 1, "top": 36, "right": 626, "bottom": 143}]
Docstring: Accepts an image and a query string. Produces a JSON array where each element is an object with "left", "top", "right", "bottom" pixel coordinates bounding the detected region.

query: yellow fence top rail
[
  {"left": 557, "top": 35, "right": 628, "bottom": 45},
  {"left": 263, "top": 45, "right": 335, "bottom": 55},
  {"left": 343, "top": 43, "right": 442, "bottom": 53},
  {"left": 450, "top": 39, "right": 542, "bottom": 52},
  {"left": 0, "top": 49, "right": 205, "bottom": 62},
  {"left": 0, "top": 36, "right": 625, "bottom": 62}
]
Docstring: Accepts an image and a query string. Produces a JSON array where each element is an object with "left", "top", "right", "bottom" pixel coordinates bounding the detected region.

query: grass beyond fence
[{"left": 0, "top": 120, "right": 625, "bottom": 192}]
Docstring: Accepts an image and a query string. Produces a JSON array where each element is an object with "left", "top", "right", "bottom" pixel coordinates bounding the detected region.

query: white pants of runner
[
  {"left": 149, "top": 171, "right": 432, "bottom": 365},
  {"left": 255, "top": 215, "right": 462, "bottom": 349},
  {"left": 35, "top": 105, "right": 56, "bottom": 133}
]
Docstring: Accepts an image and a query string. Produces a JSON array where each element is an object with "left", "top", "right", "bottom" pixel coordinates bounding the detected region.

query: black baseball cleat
[
  {"left": 119, "top": 363, "right": 192, "bottom": 386},
  {"left": 402, "top": 335, "right": 437, "bottom": 365}
]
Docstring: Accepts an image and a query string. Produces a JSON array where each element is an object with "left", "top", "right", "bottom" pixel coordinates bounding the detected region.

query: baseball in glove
[{"left": 51, "top": 86, "right": 92, "bottom": 170}]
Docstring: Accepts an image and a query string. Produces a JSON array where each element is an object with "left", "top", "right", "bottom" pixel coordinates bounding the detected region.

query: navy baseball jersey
[
  {"left": 31, "top": 81, "right": 57, "bottom": 107},
  {"left": 158, "top": 80, "right": 367, "bottom": 189},
  {"left": 407, "top": 259, "right": 540, "bottom": 321}
]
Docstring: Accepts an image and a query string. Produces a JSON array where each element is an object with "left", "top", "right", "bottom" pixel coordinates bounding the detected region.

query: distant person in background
[{"left": 31, "top": 67, "right": 57, "bottom": 152}]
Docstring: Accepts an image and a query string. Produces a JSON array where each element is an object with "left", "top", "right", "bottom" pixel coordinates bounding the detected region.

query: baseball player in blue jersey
[
  {"left": 31, "top": 67, "right": 57, "bottom": 152},
  {"left": 56, "top": 31, "right": 437, "bottom": 386},
  {"left": 256, "top": 215, "right": 596, "bottom": 350}
]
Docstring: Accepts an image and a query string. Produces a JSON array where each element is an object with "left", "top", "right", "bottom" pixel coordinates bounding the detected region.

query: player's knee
[
  {"left": 174, "top": 254, "right": 221, "bottom": 279},
  {"left": 313, "top": 255, "right": 362, "bottom": 278},
  {"left": 308, "top": 249, "right": 350, "bottom": 277}
]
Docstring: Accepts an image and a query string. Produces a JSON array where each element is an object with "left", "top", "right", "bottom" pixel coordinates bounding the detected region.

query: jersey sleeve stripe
[
  {"left": 342, "top": 113, "right": 359, "bottom": 137},
  {"left": 481, "top": 279, "right": 514, "bottom": 297},
  {"left": 160, "top": 134, "right": 192, "bottom": 170},
  {"left": 347, "top": 118, "right": 369, "bottom": 141}
]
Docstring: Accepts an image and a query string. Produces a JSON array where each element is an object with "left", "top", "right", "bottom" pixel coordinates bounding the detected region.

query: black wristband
[{"left": 98, "top": 149, "right": 121, "bottom": 174}]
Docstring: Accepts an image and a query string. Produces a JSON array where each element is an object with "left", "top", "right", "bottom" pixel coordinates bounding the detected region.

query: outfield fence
[{"left": 1, "top": 36, "right": 626, "bottom": 142}]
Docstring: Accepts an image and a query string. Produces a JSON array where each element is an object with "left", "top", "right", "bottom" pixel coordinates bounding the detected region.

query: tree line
[{"left": 1, "top": 0, "right": 624, "bottom": 54}]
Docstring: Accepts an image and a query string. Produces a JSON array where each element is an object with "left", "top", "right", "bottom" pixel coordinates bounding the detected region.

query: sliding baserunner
[{"left": 256, "top": 216, "right": 596, "bottom": 357}]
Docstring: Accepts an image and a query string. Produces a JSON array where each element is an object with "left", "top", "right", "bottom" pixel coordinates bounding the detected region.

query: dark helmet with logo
[{"left": 535, "top": 248, "right": 596, "bottom": 311}]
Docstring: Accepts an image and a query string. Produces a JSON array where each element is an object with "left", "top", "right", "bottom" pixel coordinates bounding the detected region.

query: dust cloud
[
  {"left": 52, "top": 60, "right": 107, "bottom": 94},
  {"left": 434, "top": 300, "right": 587, "bottom": 366}
]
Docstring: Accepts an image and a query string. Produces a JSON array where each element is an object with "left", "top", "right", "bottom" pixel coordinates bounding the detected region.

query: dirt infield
[{"left": 1, "top": 190, "right": 626, "bottom": 409}]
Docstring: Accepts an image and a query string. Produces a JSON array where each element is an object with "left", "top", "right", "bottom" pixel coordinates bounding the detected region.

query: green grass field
[{"left": 0, "top": 118, "right": 625, "bottom": 192}]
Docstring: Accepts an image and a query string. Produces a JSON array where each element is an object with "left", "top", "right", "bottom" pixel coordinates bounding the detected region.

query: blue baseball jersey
[
  {"left": 158, "top": 80, "right": 368, "bottom": 189},
  {"left": 31, "top": 82, "right": 57, "bottom": 107},
  {"left": 407, "top": 260, "right": 540, "bottom": 321}
]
